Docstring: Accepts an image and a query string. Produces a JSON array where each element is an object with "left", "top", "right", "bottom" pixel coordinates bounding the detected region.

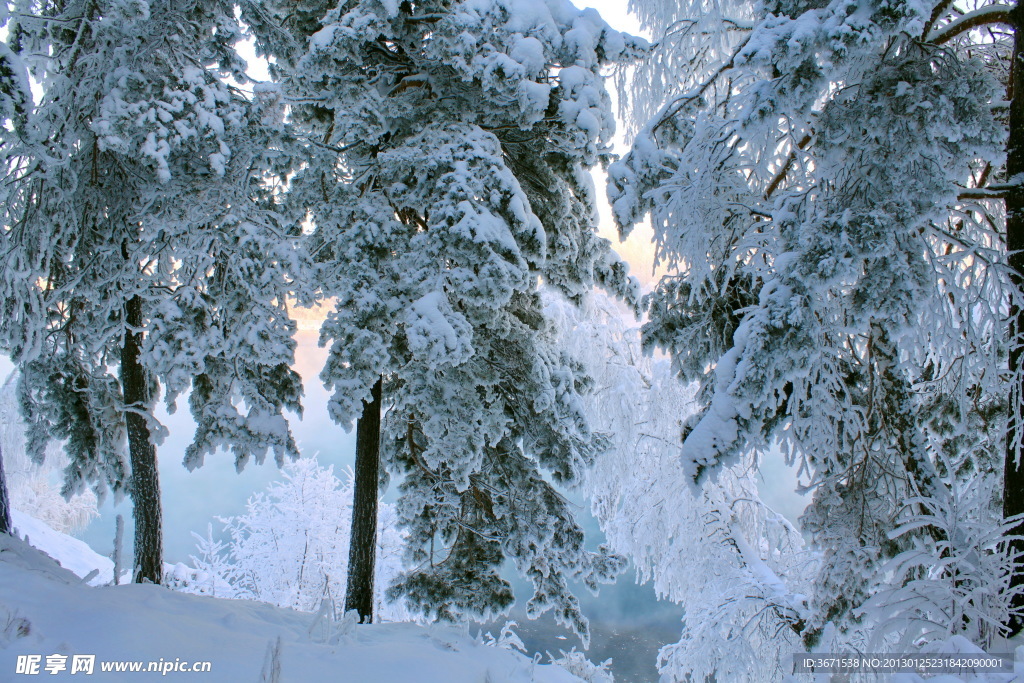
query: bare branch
[
  {"left": 765, "top": 134, "right": 812, "bottom": 200},
  {"left": 958, "top": 181, "right": 1020, "bottom": 200}
]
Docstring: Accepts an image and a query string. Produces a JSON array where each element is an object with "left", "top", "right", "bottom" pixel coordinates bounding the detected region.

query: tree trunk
[
  {"left": 344, "top": 376, "right": 382, "bottom": 623},
  {"left": 121, "top": 294, "right": 162, "bottom": 584},
  {"left": 1003, "top": 0, "right": 1024, "bottom": 636},
  {"left": 0, "top": 440, "right": 12, "bottom": 536}
]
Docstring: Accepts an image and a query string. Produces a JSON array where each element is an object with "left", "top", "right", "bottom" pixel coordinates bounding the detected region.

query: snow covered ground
[
  {"left": 0, "top": 513, "right": 592, "bottom": 682},
  {"left": 9, "top": 510, "right": 115, "bottom": 586}
]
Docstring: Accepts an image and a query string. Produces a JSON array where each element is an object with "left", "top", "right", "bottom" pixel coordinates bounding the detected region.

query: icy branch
[
  {"left": 728, "top": 519, "right": 807, "bottom": 629},
  {"left": 957, "top": 182, "right": 1022, "bottom": 200},
  {"left": 765, "top": 134, "right": 812, "bottom": 200},
  {"left": 927, "top": 4, "right": 1013, "bottom": 45}
]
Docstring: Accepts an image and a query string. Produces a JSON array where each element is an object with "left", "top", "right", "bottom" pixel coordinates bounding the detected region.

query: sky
[{"left": 582, "top": 3, "right": 663, "bottom": 288}]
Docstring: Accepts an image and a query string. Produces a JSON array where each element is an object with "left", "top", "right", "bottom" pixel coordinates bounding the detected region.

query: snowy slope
[
  {"left": 0, "top": 521, "right": 585, "bottom": 682},
  {"left": 10, "top": 509, "right": 115, "bottom": 586}
]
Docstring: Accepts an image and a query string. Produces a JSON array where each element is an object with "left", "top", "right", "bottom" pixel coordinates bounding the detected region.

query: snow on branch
[
  {"left": 727, "top": 517, "right": 808, "bottom": 631},
  {"left": 957, "top": 182, "right": 1021, "bottom": 200},
  {"left": 651, "top": 33, "right": 755, "bottom": 133},
  {"left": 927, "top": 4, "right": 1013, "bottom": 45}
]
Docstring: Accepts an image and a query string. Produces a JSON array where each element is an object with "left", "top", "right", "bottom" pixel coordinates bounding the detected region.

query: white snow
[
  {"left": 0, "top": 518, "right": 586, "bottom": 682},
  {"left": 9, "top": 509, "right": 115, "bottom": 586},
  {"left": 405, "top": 291, "right": 475, "bottom": 366}
]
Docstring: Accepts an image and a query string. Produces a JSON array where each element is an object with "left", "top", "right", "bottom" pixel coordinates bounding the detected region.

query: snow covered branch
[
  {"left": 927, "top": 4, "right": 1014, "bottom": 45},
  {"left": 957, "top": 183, "right": 1020, "bottom": 200}
]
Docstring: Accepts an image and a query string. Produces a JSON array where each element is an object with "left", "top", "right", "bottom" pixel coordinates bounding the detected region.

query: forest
[{"left": 0, "top": 0, "right": 1023, "bottom": 680}]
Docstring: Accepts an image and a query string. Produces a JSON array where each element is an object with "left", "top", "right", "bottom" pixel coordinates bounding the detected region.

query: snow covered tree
[
  {"left": 0, "top": 0, "right": 306, "bottom": 583},
  {"left": 1000, "top": 0, "right": 1024, "bottom": 633},
  {"left": 0, "top": 2, "right": 29, "bottom": 542},
  {"left": 181, "top": 457, "right": 411, "bottom": 622},
  {"left": 246, "top": 0, "right": 645, "bottom": 640},
  {"left": 549, "top": 290, "right": 815, "bottom": 681},
  {"left": 610, "top": 0, "right": 1019, "bottom": 661}
]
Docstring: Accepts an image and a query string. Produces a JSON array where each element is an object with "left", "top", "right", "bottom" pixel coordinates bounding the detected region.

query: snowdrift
[{"left": 0, "top": 516, "right": 584, "bottom": 682}]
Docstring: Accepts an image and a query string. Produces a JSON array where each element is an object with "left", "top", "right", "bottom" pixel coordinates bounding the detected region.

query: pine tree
[
  {"left": 0, "top": 0, "right": 305, "bottom": 583},
  {"left": 611, "top": 0, "right": 1017, "bottom": 656},
  {"left": 0, "top": 0, "right": 30, "bottom": 542},
  {"left": 0, "top": 441, "right": 11, "bottom": 536},
  {"left": 248, "top": 0, "right": 645, "bottom": 640},
  {"left": 0, "top": 373, "right": 99, "bottom": 534}
]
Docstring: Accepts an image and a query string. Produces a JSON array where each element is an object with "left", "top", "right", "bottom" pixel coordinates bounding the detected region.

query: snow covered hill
[
  {"left": 9, "top": 510, "right": 115, "bottom": 586},
  {"left": 0, "top": 515, "right": 590, "bottom": 682}
]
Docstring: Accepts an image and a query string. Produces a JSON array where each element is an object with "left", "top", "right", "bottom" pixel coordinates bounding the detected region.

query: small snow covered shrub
[
  {"left": 179, "top": 458, "right": 412, "bottom": 621},
  {"left": 163, "top": 555, "right": 237, "bottom": 599},
  {"left": 548, "top": 648, "right": 615, "bottom": 683},
  {"left": 861, "top": 480, "right": 1023, "bottom": 651},
  {"left": 481, "top": 621, "right": 527, "bottom": 653},
  {"left": 0, "top": 608, "right": 31, "bottom": 646}
]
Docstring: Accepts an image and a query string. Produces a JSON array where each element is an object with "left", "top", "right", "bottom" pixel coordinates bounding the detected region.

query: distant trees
[
  {"left": 610, "top": 0, "right": 1021, "bottom": 671},
  {"left": 0, "top": 0, "right": 305, "bottom": 583},
  {"left": 183, "top": 458, "right": 411, "bottom": 621},
  {"left": 246, "top": 0, "right": 645, "bottom": 637}
]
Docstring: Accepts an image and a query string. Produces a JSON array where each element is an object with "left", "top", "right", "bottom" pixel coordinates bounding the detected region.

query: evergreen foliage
[
  {"left": 246, "top": 0, "right": 645, "bottom": 642},
  {"left": 0, "top": 0, "right": 306, "bottom": 582}
]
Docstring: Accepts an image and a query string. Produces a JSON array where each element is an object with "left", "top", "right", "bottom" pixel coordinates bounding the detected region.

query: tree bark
[
  {"left": 344, "top": 376, "right": 382, "bottom": 623},
  {"left": 1003, "top": 0, "right": 1024, "bottom": 636},
  {"left": 0, "top": 440, "right": 12, "bottom": 536},
  {"left": 121, "top": 294, "right": 162, "bottom": 584}
]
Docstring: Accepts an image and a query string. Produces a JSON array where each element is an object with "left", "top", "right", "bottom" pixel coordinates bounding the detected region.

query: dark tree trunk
[
  {"left": 1004, "top": 0, "right": 1024, "bottom": 636},
  {"left": 121, "top": 294, "right": 162, "bottom": 584},
  {"left": 345, "top": 377, "right": 382, "bottom": 623},
  {"left": 0, "top": 440, "right": 11, "bottom": 536}
]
